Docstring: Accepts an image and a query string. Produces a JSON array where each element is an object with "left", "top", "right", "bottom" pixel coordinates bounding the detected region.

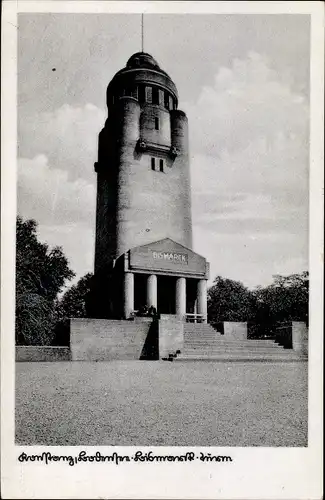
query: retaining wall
[
  {"left": 16, "top": 346, "right": 71, "bottom": 362},
  {"left": 223, "top": 322, "right": 247, "bottom": 340},
  {"left": 70, "top": 318, "right": 153, "bottom": 361},
  {"left": 276, "top": 322, "right": 308, "bottom": 354},
  {"left": 158, "top": 315, "right": 184, "bottom": 359}
]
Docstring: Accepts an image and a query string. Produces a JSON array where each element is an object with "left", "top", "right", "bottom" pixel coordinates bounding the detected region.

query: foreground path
[{"left": 16, "top": 361, "right": 307, "bottom": 446}]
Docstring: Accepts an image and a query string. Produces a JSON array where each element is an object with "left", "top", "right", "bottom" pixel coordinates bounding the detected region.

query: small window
[
  {"left": 145, "top": 86, "right": 152, "bottom": 103},
  {"left": 152, "top": 87, "right": 159, "bottom": 105},
  {"left": 131, "top": 86, "right": 138, "bottom": 100},
  {"left": 151, "top": 158, "right": 155, "bottom": 171},
  {"left": 154, "top": 117, "right": 159, "bottom": 130},
  {"left": 159, "top": 159, "right": 164, "bottom": 172},
  {"left": 159, "top": 89, "right": 164, "bottom": 106},
  {"left": 169, "top": 96, "right": 173, "bottom": 110},
  {"left": 164, "top": 92, "right": 170, "bottom": 109},
  {"left": 138, "top": 85, "right": 145, "bottom": 103}
]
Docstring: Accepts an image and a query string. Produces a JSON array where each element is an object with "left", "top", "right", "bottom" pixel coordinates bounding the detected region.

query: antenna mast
[{"left": 141, "top": 14, "right": 144, "bottom": 52}]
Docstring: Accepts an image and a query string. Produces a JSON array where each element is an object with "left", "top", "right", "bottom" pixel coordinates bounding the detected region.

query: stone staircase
[{"left": 172, "top": 323, "right": 307, "bottom": 362}]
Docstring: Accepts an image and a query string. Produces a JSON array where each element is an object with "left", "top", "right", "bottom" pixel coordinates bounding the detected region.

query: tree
[
  {"left": 16, "top": 216, "right": 75, "bottom": 345},
  {"left": 207, "top": 276, "right": 255, "bottom": 326},
  {"left": 56, "top": 273, "right": 93, "bottom": 320},
  {"left": 253, "top": 271, "right": 309, "bottom": 325},
  {"left": 52, "top": 272, "right": 93, "bottom": 346}
]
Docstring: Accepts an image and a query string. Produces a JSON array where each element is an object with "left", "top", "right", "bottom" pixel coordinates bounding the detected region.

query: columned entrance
[
  {"left": 157, "top": 275, "right": 176, "bottom": 314},
  {"left": 134, "top": 274, "right": 147, "bottom": 311},
  {"left": 120, "top": 238, "right": 209, "bottom": 321},
  {"left": 126, "top": 271, "right": 208, "bottom": 322},
  {"left": 175, "top": 277, "right": 186, "bottom": 318},
  {"left": 147, "top": 274, "right": 157, "bottom": 309},
  {"left": 197, "top": 279, "right": 207, "bottom": 323}
]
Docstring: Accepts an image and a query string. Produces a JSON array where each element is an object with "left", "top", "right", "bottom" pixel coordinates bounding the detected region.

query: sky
[{"left": 17, "top": 13, "right": 310, "bottom": 289}]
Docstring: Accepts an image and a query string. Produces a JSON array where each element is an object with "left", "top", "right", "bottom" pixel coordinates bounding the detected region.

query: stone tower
[
  {"left": 94, "top": 52, "right": 192, "bottom": 272},
  {"left": 90, "top": 52, "right": 208, "bottom": 320}
]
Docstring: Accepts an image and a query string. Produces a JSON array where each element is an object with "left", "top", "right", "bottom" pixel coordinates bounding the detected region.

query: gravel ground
[{"left": 16, "top": 361, "right": 308, "bottom": 446}]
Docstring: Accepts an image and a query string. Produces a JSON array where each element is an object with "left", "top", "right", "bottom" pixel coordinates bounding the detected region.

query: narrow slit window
[
  {"left": 138, "top": 85, "right": 145, "bottom": 103},
  {"left": 151, "top": 158, "right": 155, "bottom": 171},
  {"left": 145, "top": 86, "right": 152, "bottom": 103},
  {"left": 165, "top": 93, "right": 170, "bottom": 109},
  {"left": 131, "top": 86, "right": 138, "bottom": 100},
  {"left": 155, "top": 117, "right": 159, "bottom": 130},
  {"left": 159, "top": 89, "right": 164, "bottom": 106},
  {"left": 152, "top": 87, "right": 159, "bottom": 105},
  {"left": 159, "top": 159, "right": 164, "bottom": 172}
]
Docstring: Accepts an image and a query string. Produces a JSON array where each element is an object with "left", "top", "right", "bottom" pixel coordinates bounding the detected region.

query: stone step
[
  {"left": 184, "top": 333, "right": 274, "bottom": 340},
  {"left": 184, "top": 328, "right": 217, "bottom": 333},
  {"left": 184, "top": 333, "right": 218, "bottom": 338},
  {"left": 181, "top": 351, "right": 296, "bottom": 357},
  {"left": 183, "top": 339, "right": 282, "bottom": 345},
  {"left": 184, "top": 327, "right": 217, "bottom": 332},
  {"left": 181, "top": 346, "right": 288, "bottom": 354},
  {"left": 184, "top": 337, "right": 279, "bottom": 347},
  {"left": 174, "top": 357, "right": 307, "bottom": 363},
  {"left": 174, "top": 354, "right": 307, "bottom": 362},
  {"left": 184, "top": 326, "right": 216, "bottom": 330}
]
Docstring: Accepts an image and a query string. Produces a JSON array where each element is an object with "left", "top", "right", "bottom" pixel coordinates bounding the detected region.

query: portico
[{"left": 121, "top": 238, "right": 209, "bottom": 322}]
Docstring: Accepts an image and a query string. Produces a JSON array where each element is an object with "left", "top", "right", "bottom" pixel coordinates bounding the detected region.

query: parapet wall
[
  {"left": 276, "top": 322, "right": 308, "bottom": 355},
  {"left": 223, "top": 322, "right": 248, "bottom": 340},
  {"left": 70, "top": 318, "right": 153, "bottom": 361},
  {"left": 292, "top": 322, "right": 308, "bottom": 354},
  {"left": 16, "top": 346, "right": 71, "bottom": 362},
  {"left": 158, "top": 315, "right": 184, "bottom": 359}
]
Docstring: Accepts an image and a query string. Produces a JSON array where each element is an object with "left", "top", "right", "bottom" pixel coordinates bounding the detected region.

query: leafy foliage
[
  {"left": 207, "top": 276, "right": 255, "bottom": 325},
  {"left": 207, "top": 272, "right": 309, "bottom": 335},
  {"left": 56, "top": 273, "right": 93, "bottom": 320},
  {"left": 16, "top": 216, "right": 75, "bottom": 345},
  {"left": 253, "top": 272, "right": 309, "bottom": 325},
  {"left": 16, "top": 214, "right": 308, "bottom": 345}
]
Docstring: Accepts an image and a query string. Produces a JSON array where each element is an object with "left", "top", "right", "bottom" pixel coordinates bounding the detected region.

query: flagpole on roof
[{"left": 141, "top": 13, "right": 144, "bottom": 52}]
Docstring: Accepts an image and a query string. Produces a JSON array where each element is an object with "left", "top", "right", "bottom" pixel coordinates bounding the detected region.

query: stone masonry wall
[
  {"left": 158, "top": 315, "right": 184, "bottom": 359},
  {"left": 223, "top": 322, "right": 248, "bottom": 340},
  {"left": 16, "top": 346, "right": 71, "bottom": 362},
  {"left": 70, "top": 318, "right": 152, "bottom": 361}
]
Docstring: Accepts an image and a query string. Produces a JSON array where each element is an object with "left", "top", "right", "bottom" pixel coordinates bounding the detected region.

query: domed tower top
[
  {"left": 126, "top": 52, "right": 160, "bottom": 70},
  {"left": 106, "top": 51, "right": 178, "bottom": 110}
]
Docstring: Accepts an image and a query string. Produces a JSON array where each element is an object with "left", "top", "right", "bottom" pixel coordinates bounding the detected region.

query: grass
[{"left": 16, "top": 360, "right": 308, "bottom": 446}]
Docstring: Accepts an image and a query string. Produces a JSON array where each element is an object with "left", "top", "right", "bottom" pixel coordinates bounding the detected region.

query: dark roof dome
[
  {"left": 126, "top": 52, "right": 160, "bottom": 70},
  {"left": 107, "top": 51, "right": 178, "bottom": 108}
]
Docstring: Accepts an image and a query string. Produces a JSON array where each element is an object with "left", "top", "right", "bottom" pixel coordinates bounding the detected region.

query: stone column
[
  {"left": 124, "top": 272, "right": 134, "bottom": 318},
  {"left": 176, "top": 277, "right": 186, "bottom": 319},
  {"left": 197, "top": 279, "right": 207, "bottom": 323},
  {"left": 147, "top": 274, "right": 157, "bottom": 309}
]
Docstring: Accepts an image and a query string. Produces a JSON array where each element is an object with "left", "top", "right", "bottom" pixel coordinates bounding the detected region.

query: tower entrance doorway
[
  {"left": 134, "top": 273, "right": 147, "bottom": 312},
  {"left": 186, "top": 278, "right": 199, "bottom": 314},
  {"left": 157, "top": 276, "right": 176, "bottom": 315}
]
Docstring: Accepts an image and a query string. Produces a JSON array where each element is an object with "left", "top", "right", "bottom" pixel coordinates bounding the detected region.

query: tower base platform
[{"left": 69, "top": 317, "right": 307, "bottom": 362}]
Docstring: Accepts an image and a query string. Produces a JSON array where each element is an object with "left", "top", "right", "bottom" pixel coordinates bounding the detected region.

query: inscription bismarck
[{"left": 152, "top": 251, "right": 188, "bottom": 264}]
